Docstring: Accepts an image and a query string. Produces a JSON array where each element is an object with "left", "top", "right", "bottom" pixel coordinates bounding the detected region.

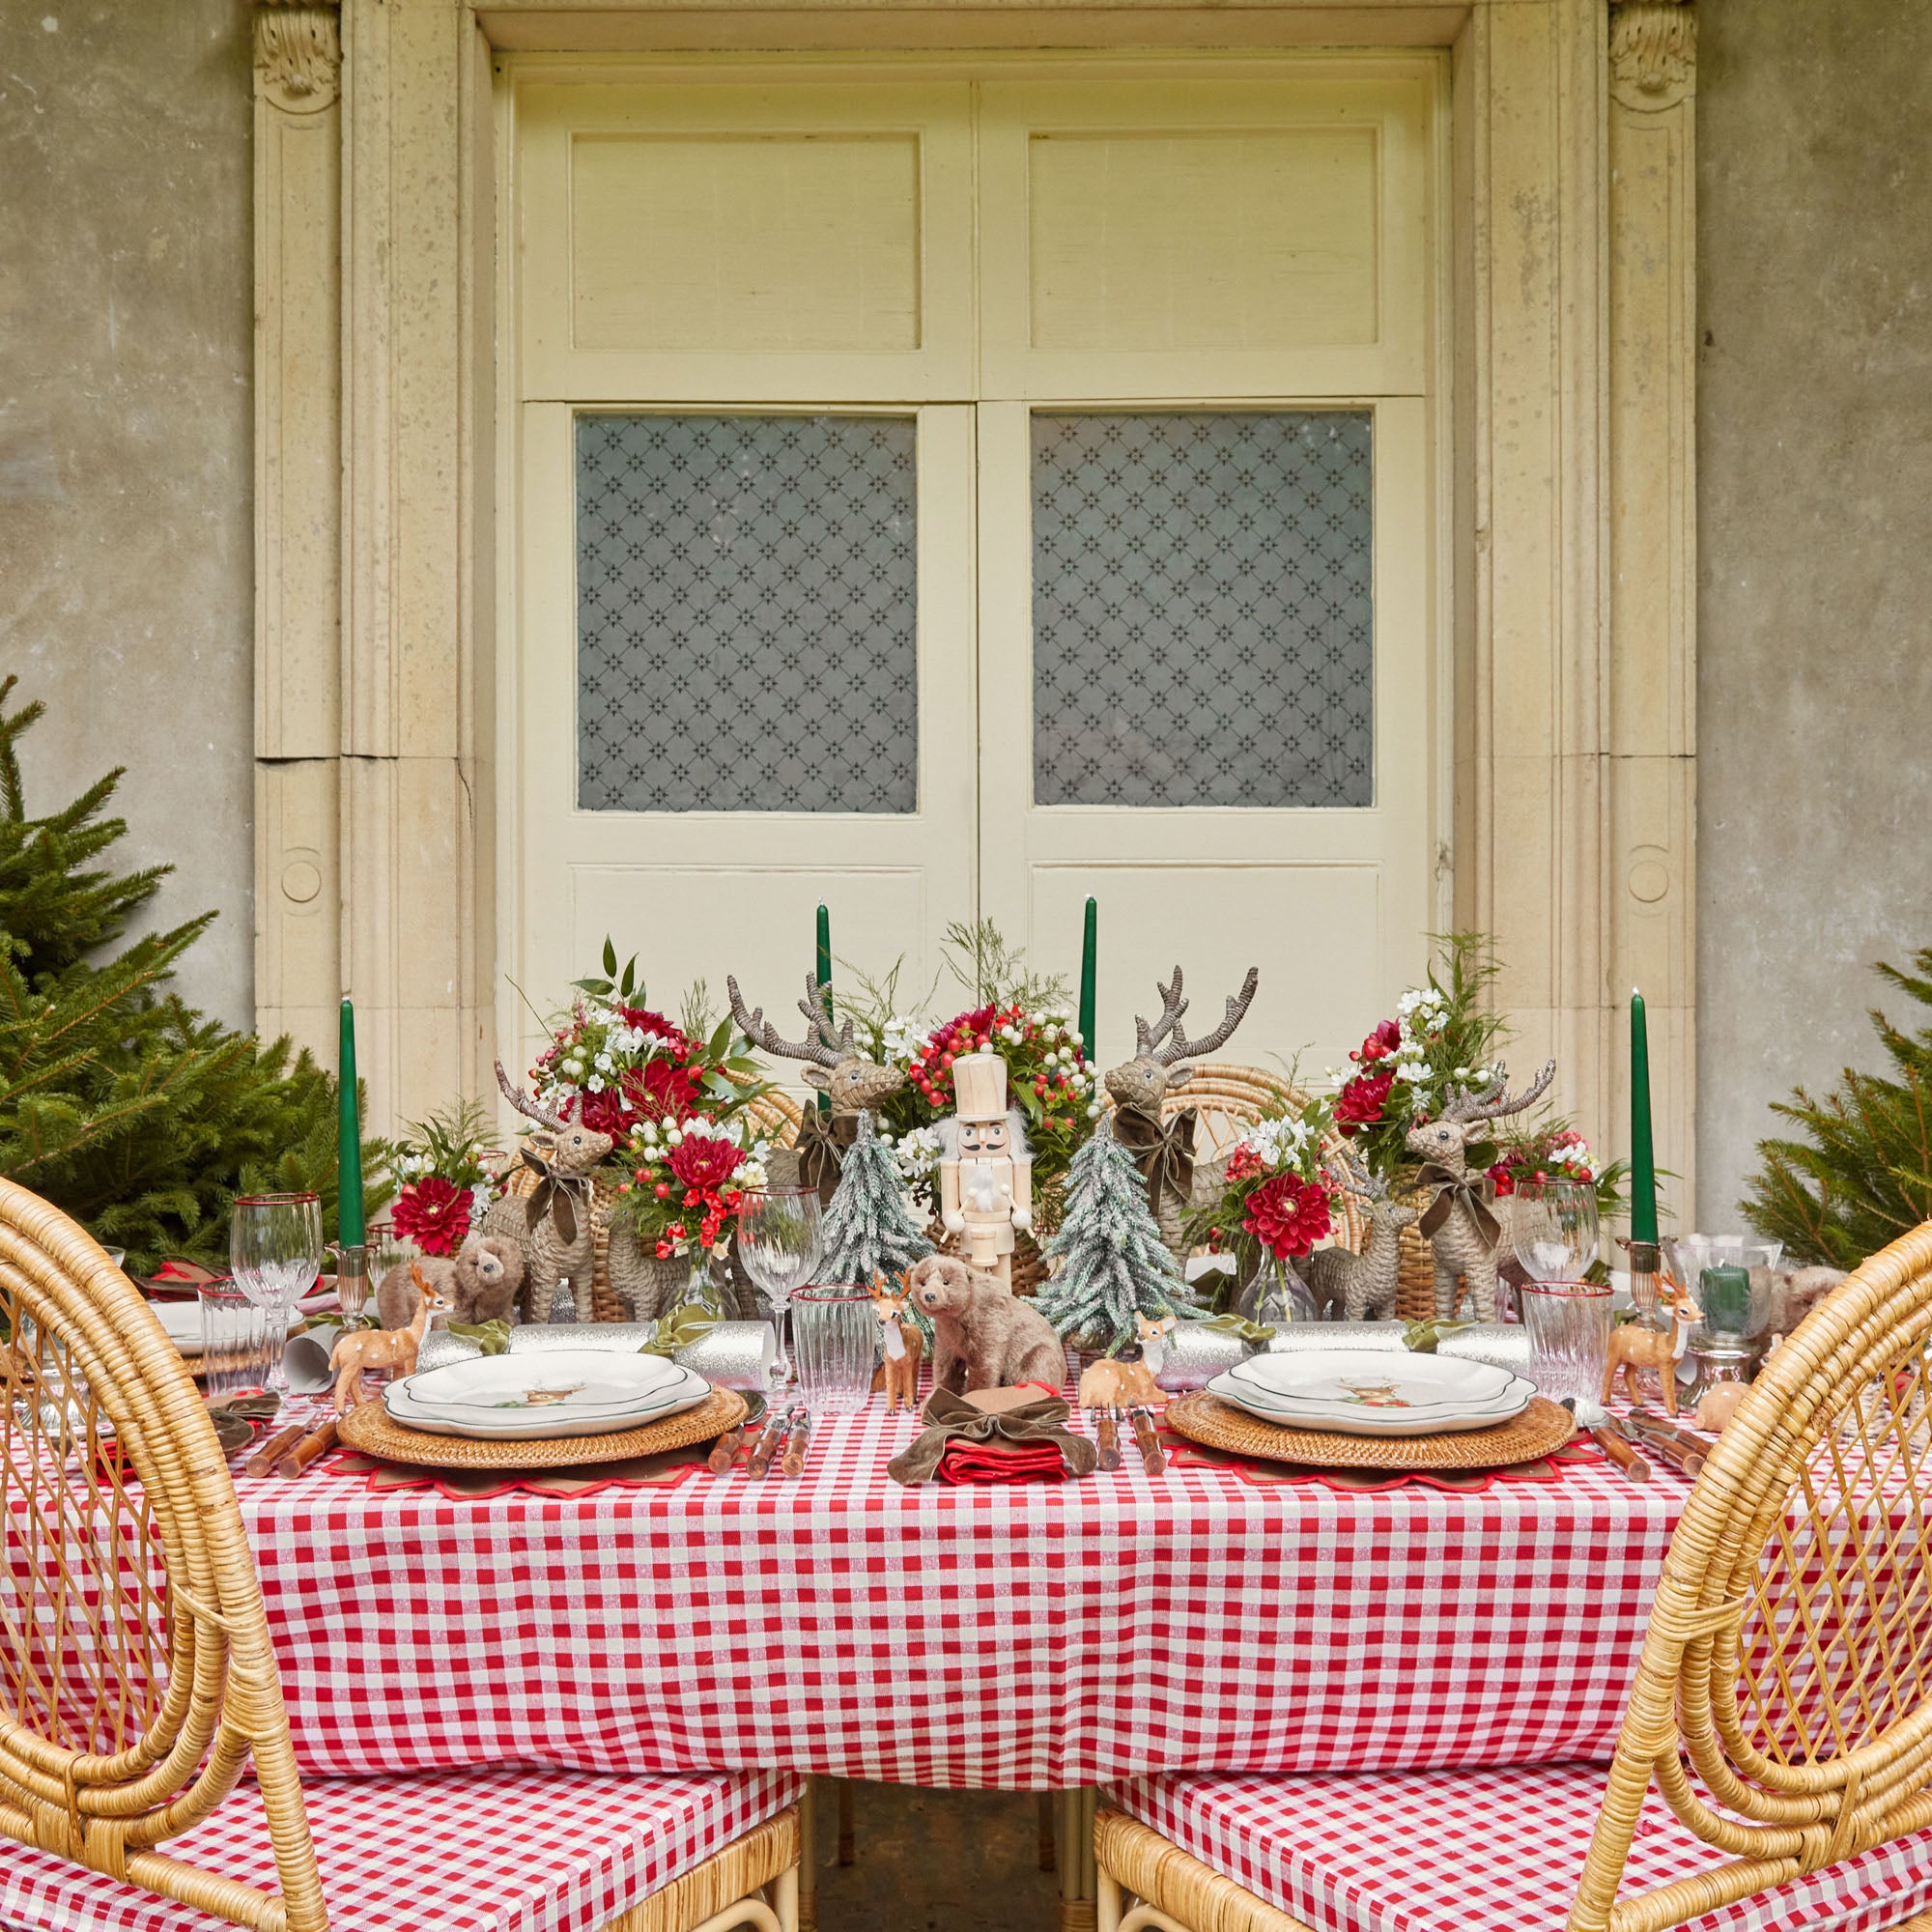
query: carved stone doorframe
[{"left": 252, "top": 0, "right": 1697, "bottom": 1208}]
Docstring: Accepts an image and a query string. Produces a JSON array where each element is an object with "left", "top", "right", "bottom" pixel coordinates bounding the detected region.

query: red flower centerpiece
[{"left": 390, "top": 1174, "right": 473, "bottom": 1258}]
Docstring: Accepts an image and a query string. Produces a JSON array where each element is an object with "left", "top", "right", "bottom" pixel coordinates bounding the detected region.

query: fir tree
[
  {"left": 817, "top": 1110, "right": 933, "bottom": 1288},
  {"left": 1036, "top": 1122, "right": 1187, "bottom": 1353},
  {"left": 1742, "top": 950, "right": 1932, "bottom": 1267},
  {"left": 0, "top": 677, "right": 389, "bottom": 1269}
]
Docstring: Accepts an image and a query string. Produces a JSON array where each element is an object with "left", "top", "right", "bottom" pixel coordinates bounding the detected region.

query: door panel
[
  {"left": 978, "top": 397, "right": 1433, "bottom": 1077},
  {"left": 509, "top": 401, "right": 977, "bottom": 1082}
]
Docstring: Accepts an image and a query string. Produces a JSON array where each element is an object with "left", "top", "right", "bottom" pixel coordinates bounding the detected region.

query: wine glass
[
  {"left": 230, "top": 1191, "right": 324, "bottom": 1398},
  {"left": 1510, "top": 1179, "right": 1601, "bottom": 1286},
  {"left": 734, "top": 1186, "right": 823, "bottom": 1381}
]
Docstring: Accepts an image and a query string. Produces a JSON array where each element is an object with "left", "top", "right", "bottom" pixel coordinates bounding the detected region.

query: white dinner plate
[
  {"left": 384, "top": 1354, "right": 711, "bottom": 1439},
  {"left": 1209, "top": 1351, "right": 1537, "bottom": 1436},
  {"left": 148, "top": 1300, "right": 205, "bottom": 1355}
]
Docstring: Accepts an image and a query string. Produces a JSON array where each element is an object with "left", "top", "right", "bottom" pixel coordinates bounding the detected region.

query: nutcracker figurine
[{"left": 937, "top": 1046, "right": 1033, "bottom": 1293}]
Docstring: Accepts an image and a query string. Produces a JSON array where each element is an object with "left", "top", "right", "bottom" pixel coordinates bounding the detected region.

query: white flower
[
  {"left": 1086, "top": 1101, "right": 1102, "bottom": 1119},
  {"left": 586, "top": 1074, "right": 606, "bottom": 1093}
]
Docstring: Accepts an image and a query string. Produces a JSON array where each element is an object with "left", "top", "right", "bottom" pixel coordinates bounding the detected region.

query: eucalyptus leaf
[
  {"left": 1193, "top": 1311, "right": 1276, "bottom": 1345},
  {"left": 637, "top": 1303, "right": 724, "bottom": 1357}
]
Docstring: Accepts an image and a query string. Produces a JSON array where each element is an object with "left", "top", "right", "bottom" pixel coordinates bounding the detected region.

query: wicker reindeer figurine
[
  {"left": 489, "top": 1061, "right": 614, "bottom": 1323},
  {"left": 1105, "top": 965, "right": 1260, "bottom": 1252},
  {"left": 728, "top": 972, "right": 907, "bottom": 1198},
  {"left": 1301, "top": 1151, "right": 1421, "bottom": 1322},
  {"left": 1405, "top": 1060, "right": 1556, "bottom": 1321}
]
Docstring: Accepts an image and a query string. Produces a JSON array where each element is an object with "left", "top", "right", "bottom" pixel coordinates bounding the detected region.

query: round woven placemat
[
  {"left": 1164, "top": 1389, "right": 1576, "bottom": 1471},
  {"left": 337, "top": 1383, "right": 747, "bottom": 1471}
]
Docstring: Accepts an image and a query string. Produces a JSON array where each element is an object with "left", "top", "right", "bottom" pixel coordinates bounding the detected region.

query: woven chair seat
[
  {"left": 1106, "top": 1766, "right": 1932, "bottom": 1932},
  {"left": 0, "top": 1764, "right": 800, "bottom": 1932}
]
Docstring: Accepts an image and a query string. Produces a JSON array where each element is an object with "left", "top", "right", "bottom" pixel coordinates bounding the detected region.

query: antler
[
  {"left": 1133, "top": 968, "right": 1190, "bottom": 1060},
  {"left": 1332, "top": 1145, "right": 1390, "bottom": 1202},
  {"left": 727, "top": 973, "right": 853, "bottom": 1069},
  {"left": 1440, "top": 1058, "right": 1556, "bottom": 1126},
  {"left": 496, "top": 1059, "right": 569, "bottom": 1133},
  {"left": 1151, "top": 965, "right": 1259, "bottom": 1066}
]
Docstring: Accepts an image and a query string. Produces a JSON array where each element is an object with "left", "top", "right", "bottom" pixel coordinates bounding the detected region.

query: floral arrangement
[
  {"left": 1327, "top": 935, "right": 1513, "bottom": 1180},
  {"left": 1184, "top": 1103, "right": 1337, "bottom": 1273},
  {"left": 612, "top": 1114, "right": 771, "bottom": 1261},
  {"left": 389, "top": 1099, "right": 500, "bottom": 1258},
  {"left": 1489, "top": 1122, "right": 1628, "bottom": 1217},
  {"left": 528, "top": 942, "right": 769, "bottom": 1145}
]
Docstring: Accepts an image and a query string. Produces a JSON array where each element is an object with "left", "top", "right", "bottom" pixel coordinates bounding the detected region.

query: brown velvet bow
[
  {"left": 792, "top": 1108, "right": 859, "bottom": 1207},
  {"left": 1112, "top": 1103, "right": 1196, "bottom": 1209},
  {"left": 887, "top": 1389, "right": 1098, "bottom": 1486},
  {"left": 1414, "top": 1163, "right": 1502, "bottom": 1247},
  {"left": 520, "top": 1148, "right": 592, "bottom": 1248}
]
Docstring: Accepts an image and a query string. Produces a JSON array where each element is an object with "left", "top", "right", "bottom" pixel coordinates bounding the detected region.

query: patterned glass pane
[
  {"left": 577, "top": 413, "right": 918, "bottom": 813},
  {"left": 1032, "top": 412, "right": 1374, "bottom": 809}
]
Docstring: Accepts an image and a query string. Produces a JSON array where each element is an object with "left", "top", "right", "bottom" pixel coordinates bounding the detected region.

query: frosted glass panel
[
  {"left": 577, "top": 413, "right": 918, "bottom": 814},
  {"left": 1032, "top": 412, "right": 1374, "bottom": 809}
]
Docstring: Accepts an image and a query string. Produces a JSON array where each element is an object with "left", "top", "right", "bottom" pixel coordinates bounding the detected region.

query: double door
[{"left": 507, "top": 62, "right": 1440, "bottom": 1080}]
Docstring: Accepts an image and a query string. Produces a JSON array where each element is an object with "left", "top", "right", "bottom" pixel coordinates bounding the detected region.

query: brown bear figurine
[
  {"left": 907, "top": 1254, "right": 1067, "bottom": 1395},
  {"left": 376, "top": 1232, "right": 526, "bottom": 1329}
]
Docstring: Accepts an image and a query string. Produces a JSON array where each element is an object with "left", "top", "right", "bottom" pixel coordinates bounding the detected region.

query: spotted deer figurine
[
  {"left": 1105, "top": 965, "right": 1260, "bottom": 1253},
  {"left": 1405, "top": 1061, "right": 1556, "bottom": 1321},
  {"left": 1301, "top": 1150, "right": 1421, "bottom": 1322},
  {"left": 1604, "top": 1273, "right": 1704, "bottom": 1416},
  {"left": 489, "top": 1061, "right": 614, "bottom": 1323},
  {"left": 870, "top": 1275, "right": 924, "bottom": 1415}
]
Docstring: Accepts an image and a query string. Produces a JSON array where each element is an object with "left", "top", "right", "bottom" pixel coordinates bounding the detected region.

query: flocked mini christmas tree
[
  {"left": 818, "top": 1109, "right": 934, "bottom": 1289},
  {"left": 1036, "top": 1120, "right": 1187, "bottom": 1354}
]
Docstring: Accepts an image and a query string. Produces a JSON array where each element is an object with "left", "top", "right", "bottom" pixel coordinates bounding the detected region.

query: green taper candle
[
  {"left": 1078, "top": 896, "right": 1097, "bottom": 1065},
  {"left": 814, "top": 903, "right": 833, "bottom": 1118},
  {"left": 337, "top": 997, "right": 365, "bottom": 1247},
  {"left": 1630, "top": 987, "right": 1658, "bottom": 1244}
]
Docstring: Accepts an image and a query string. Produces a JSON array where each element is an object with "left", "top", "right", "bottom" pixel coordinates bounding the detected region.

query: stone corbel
[
  {"left": 1609, "top": 0, "right": 1695, "bottom": 110},
  {"left": 254, "top": 0, "right": 341, "bottom": 114}
]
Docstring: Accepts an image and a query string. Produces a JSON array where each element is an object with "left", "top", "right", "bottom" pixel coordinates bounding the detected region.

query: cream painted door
[
  {"left": 975, "top": 73, "right": 1438, "bottom": 1078},
  {"left": 506, "top": 63, "right": 1439, "bottom": 1084},
  {"left": 505, "top": 80, "right": 980, "bottom": 1078}
]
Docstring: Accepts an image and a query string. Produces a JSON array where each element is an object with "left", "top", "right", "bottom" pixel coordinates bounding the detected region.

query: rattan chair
[
  {"left": 1094, "top": 1219, "right": 1932, "bottom": 1932},
  {"left": 0, "top": 1177, "right": 800, "bottom": 1932}
]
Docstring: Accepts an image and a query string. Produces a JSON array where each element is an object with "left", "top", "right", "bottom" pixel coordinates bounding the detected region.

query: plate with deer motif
[
  {"left": 1209, "top": 1351, "right": 1535, "bottom": 1435},
  {"left": 384, "top": 1351, "right": 711, "bottom": 1439}
]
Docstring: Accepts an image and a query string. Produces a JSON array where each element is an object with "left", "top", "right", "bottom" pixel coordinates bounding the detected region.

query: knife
[
  {"left": 1591, "top": 1425, "right": 1652, "bottom": 1481},
  {"left": 277, "top": 1418, "right": 337, "bottom": 1479},
  {"left": 1093, "top": 1406, "right": 1122, "bottom": 1473},
  {"left": 780, "top": 1409, "right": 812, "bottom": 1478},
  {"left": 1622, "top": 1409, "right": 1707, "bottom": 1480},
  {"left": 1127, "top": 1405, "right": 1165, "bottom": 1476}
]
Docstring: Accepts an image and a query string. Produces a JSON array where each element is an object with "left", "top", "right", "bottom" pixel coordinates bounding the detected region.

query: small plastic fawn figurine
[
  {"left": 1603, "top": 1274, "right": 1704, "bottom": 1416},
  {"left": 870, "top": 1275, "right": 924, "bottom": 1415},
  {"left": 1075, "top": 1314, "right": 1176, "bottom": 1411},
  {"left": 330, "top": 1263, "right": 448, "bottom": 1415}
]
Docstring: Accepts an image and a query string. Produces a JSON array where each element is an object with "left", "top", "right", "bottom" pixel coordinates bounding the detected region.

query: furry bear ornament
[
  {"left": 376, "top": 1231, "right": 526, "bottom": 1329},
  {"left": 907, "top": 1253, "right": 1065, "bottom": 1395}
]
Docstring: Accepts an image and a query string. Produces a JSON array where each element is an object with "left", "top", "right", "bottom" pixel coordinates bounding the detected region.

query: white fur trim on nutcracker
[{"left": 952, "top": 1047, "right": 1010, "bottom": 1121}]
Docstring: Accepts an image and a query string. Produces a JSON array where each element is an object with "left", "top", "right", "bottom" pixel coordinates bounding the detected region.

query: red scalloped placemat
[
  {"left": 1156, "top": 1423, "right": 1607, "bottom": 1493},
  {"left": 331, "top": 1442, "right": 713, "bottom": 1500}
]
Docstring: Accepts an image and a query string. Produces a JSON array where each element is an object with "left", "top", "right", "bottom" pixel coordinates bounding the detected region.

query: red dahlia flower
[
  {"left": 1241, "top": 1173, "right": 1332, "bottom": 1260},
  {"left": 1358, "top": 1019, "right": 1402, "bottom": 1064},
  {"left": 1333, "top": 1071, "right": 1395, "bottom": 1136},
  {"left": 391, "top": 1176, "right": 473, "bottom": 1257},
  {"left": 668, "top": 1135, "right": 742, "bottom": 1193}
]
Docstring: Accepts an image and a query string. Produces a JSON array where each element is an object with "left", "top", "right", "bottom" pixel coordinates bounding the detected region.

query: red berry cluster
[{"left": 905, "top": 1003, "right": 1092, "bottom": 1135}]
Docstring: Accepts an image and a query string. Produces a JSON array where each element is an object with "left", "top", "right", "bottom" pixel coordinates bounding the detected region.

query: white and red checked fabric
[
  {"left": 231, "top": 1396, "right": 1683, "bottom": 1787},
  {"left": 0, "top": 1764, "right": 799, "bottom": 1932},
  {"left": 1109, "top": 1763, "right": 1932, "bottom": 1932}
]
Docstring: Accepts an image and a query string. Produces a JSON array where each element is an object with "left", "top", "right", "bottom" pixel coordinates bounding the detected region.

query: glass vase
[{"left": 1236, "top": 1253, "right": 1319, "bottom": 1343}]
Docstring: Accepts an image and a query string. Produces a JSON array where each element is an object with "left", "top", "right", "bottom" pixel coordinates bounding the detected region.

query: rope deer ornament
[
  {"left": 491, "top": 1060, "right": 614, "bottom": 1322},
  {"left": 1105, "top": 965, "right": 1260, "bottom": 1253},
  {"left": 1405, "top": 1060, "right": 1556, "bottom": 1320},
  {"left": 1302, "top": 1150, "right": 1421, "bottom": 1322},
  {"left": 728, "top": 973, "right": 906, "bottom": 1198}
]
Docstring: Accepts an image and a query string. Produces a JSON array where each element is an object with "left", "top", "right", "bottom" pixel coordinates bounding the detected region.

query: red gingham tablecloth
[{"left": 236, "top": 1396, "right": 1684, "bottom": 1789}]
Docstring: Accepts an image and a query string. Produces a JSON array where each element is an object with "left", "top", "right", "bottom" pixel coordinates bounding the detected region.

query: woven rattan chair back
[
  {"left": 1570, "top": 1220, "right": 1932, "bottom": 1932},
  {"left": 0, "top": 1179, "right": 327, "bottom": 1932},
  {"left": 1141, "top": 1063, "right": 1366, "bottom": 1255}
]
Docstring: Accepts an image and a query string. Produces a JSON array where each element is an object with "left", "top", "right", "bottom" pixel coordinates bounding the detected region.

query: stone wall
[
  {"left": 0, "top": 0, "right": 255, "bottom": 1030},
  {"left": 1694, "top": 0, "right": 1932, "bottom": 1225},
  {"left": 5, "top": 0, "right": 1930, "bottom": 1230}
]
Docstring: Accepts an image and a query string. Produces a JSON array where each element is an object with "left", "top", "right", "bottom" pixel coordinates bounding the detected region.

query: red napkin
[{"left": 936, "top": 1438, "right": 1068, "bottom": 1485}]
